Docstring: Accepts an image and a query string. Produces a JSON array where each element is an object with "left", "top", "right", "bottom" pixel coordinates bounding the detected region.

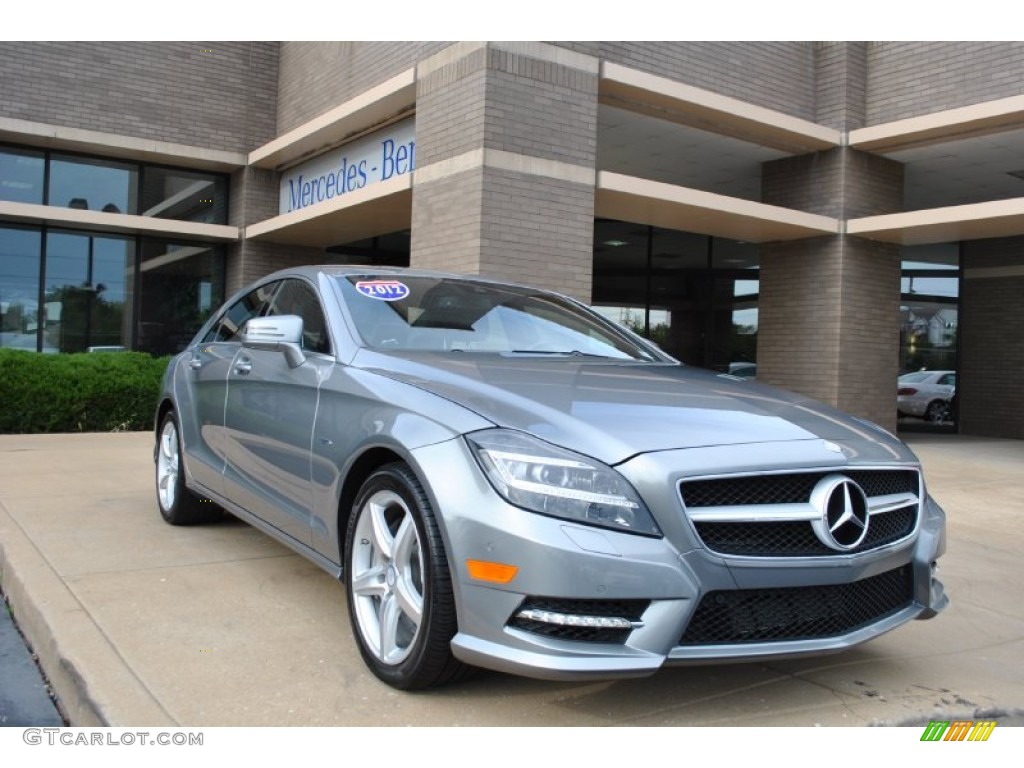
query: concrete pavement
[{"left": 0, "top": 431, "right": 1022, "bottom": 726}]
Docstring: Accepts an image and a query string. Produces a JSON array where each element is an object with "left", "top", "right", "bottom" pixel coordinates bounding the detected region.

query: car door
[
  {"left": 937, "top": 372, "right": 956, "bottom": 396},
  {"left": 222, "top": 278, "right": 332, "bottom": 546},
  {"left": 179, "top": 281, "right": 278, "bottom": 497}
]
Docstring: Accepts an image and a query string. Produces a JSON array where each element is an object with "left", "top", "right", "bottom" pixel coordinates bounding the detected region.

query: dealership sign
[{"left": 279, "top": 118, "right": 415, "bottom": 215}]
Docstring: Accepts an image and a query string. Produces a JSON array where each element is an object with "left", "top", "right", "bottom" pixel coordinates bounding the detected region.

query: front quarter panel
[{"left": 308, "top": 364, "right": 492, "bottom": 563}]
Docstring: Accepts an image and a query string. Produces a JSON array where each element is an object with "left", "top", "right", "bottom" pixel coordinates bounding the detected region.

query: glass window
[
  {"left": 43, "top": 230, "right": 133, "bottom": 353},
  {"left": 0, "top": 226, "right": 42, "bottom": 351},
  {"left": 204, "top": 281, "right": 278, "bottom": 345},
  {"left": 592, "top": 220, "right": 759, "bottom": 372},
  {"left": 0, "top": 147, "right": 45, "bottom": 204},
  {"left": 49, "top": 154, "right": 138, "bottom": 214},
  {"left": 137, "top": 238, "right": 226, "bottom": 354},
  {"left": 3, "top": 149, "right": 229, "bottom": 224},
  {"left": 140, "top": 167, "right": 227, "bottom": 224},
  {"left": 900, "top": 244, "right": 959, "bottom": 376},
  {"left": 265, "top": 279, "right": 331, "bottom": 354},
  {"left": 898, "top": 243, "right": 959, "bottom": 433}
]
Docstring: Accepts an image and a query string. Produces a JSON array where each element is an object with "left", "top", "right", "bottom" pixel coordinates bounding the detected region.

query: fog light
[{"left": 514, "top": 608, "right": 637, "bottom": 630}]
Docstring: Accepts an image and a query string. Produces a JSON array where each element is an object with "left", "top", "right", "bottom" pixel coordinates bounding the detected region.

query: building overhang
[
  {"left": 0, "top": 200, "right": 239, "bottom": 241},
  {"left": 595, "top": 172, "right": 839, "bottom": 243},
  {"left": 848, "top": 198, "right": 1024, "bottom": 245},
  {"left": 248, "top": 69, "right": 416, "bottom": 171},
  {"left": 0, "top": 117, "right": 246, "bottom": 172},
  {"left": 849, "top": 95, "right": 1024, "bottom": 153},
  {"left": 599, "top": 62, "right": 841, "bottom": 155},
  {"left": 245, "top": 175, "right": 411, "bottom": 247}
]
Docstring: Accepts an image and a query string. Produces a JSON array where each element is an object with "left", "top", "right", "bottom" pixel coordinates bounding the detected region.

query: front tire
[
  {"left": 155, "top": 412, "right": 220, "bottom": 525},
  {"left": 344, "top": 462, "right": 469, "bottom": 689}
]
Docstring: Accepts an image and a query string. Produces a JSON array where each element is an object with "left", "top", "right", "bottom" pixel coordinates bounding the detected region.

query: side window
[
  {"left": 266, "top": 279, "right": 331, "bottom": 354},
  {"left": 939, "top": 374, "right": 956, "bottom": 387},
  {"left": 202, "top": 281, "right": 279, "bottom": 343}
]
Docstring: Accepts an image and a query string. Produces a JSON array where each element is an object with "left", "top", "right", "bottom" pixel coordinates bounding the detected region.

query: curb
[{"left": 0, "top": 501, "right": 175, "bottom": 727}]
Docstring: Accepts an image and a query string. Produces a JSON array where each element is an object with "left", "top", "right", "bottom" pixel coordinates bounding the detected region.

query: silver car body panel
[{"left": 157, "top": 265, "right": 948, "bottom": 682}]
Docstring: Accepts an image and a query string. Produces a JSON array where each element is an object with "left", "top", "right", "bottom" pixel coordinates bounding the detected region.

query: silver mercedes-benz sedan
[{"left": 154, "top": 265, "right": 948, "bottom": 690}]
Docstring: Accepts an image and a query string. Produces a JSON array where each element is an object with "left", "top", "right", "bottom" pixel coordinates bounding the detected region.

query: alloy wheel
[{"left": 349, "top": 489, "right": 425, "bottom": 666}]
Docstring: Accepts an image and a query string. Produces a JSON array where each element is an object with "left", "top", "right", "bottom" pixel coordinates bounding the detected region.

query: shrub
[{"left": 0, "top": 349, "right": 171, "bottom": 433}]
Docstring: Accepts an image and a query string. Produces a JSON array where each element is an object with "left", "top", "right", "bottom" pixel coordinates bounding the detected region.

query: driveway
[{"left": 0, "top": 431, "right": 1022, "bottom": 726}]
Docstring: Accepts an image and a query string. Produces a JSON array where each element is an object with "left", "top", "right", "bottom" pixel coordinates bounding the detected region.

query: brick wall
[
  {"left": 0, "top": 42, "right": 279, "bottom": 152},
  {"left": 555, "top": 41, "right": 816, "bottom": 120},
  {"left": 814, "top": 42, "right": 868, "bottom": 131},
  {"left": 229, "top": 167, "right": 279, "bottom": 228},
  {"left": 759, "top": 148, "right": 904, "bottom": 429},
  {"left": 411, "top": 43, "right": 597, "bottom": 301},
  {"left": 410, "top": 168, "right": 484, "bottom": 276},
  {"left": 762, "top": 148, "right": 904, "bottom": 219},
  {"left": 276, "top": 42, "right": 449, "bottom": 134},
  {"left": 415, "top": 47, "right": 489, "bottom": 166},
  {"left": 866, "top": 42, "right": 1024, "bottom": 123},
  {"left": 758, "top": 236, "right": 901, "bottom": 429},
  {"left": 758, "top": 237, "right": 844, "bottom": 404},
  {"left": 478, "top": 169, "right": 595, "bottom": 298},
  {"left": 958, "top": 238, "right": 1024, "bottom": 439},
  {"left": 227, "top": 240, "right": 327, "bottom": 294},
  {"left": 482, "top": 48, "right": 598, "bottom": 166}
]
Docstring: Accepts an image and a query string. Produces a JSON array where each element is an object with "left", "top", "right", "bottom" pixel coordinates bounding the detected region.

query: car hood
[{"left": 353, "top": 350, "right": 914, "bottom": 465}]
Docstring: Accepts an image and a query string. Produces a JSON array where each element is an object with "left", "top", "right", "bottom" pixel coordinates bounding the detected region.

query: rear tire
[
  {"left": 344, "top": 462, "right": 470, "bottom": 689},
  {"left": 925, "top": 400, "right": 950, "bottom": 424},
  {"left": 155, "top": 412, "right": 221, "bottom": 525}
]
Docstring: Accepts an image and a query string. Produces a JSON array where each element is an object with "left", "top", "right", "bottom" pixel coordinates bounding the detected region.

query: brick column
[
  {"left": 759, "top": 149, "right": 904, "bottom": 430},
  {"left": 410, "top": 43, "right": 599, "bottom": 302},
  {"left": 814, "top": 42, "right": 868, "bottom": 131}
]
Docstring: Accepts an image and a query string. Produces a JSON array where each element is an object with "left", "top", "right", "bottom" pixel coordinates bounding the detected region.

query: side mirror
[{"left": 242, "top": 315, "right": 306, "bottom": 368}]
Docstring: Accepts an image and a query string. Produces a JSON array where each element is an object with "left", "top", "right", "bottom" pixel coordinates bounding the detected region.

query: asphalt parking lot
[{"left": 0, "top": 431, "right": 1022, "bottom": 727}]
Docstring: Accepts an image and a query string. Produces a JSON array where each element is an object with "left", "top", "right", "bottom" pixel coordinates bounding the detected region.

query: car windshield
[{"left": 336, "top": 275, "right": 661, "bottom": 361}]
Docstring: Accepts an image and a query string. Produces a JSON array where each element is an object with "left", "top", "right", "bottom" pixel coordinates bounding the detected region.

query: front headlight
[{"left": 467, "top": 429, "right": 661, "bottom": 537}]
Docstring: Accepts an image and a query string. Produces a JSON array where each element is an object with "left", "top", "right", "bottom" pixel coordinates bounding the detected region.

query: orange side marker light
[{"left": 466, "top": 560, "right": 519, "bottom": 584}]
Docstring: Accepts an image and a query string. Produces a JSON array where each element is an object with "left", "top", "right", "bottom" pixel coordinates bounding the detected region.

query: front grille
[
  {"left": 508, "top": 597, "right": 649, "bottom": 644},
  {"left": 680, "top": 470, "right": 919, "bottom": 508},
  {"left": 680, "top": 468, "right": 920, "bottom": 557},
  {"left": 679, "top": 565, "right": 914, "bottom": 645},
  {"left": 695, "top": 504, "right": 917, "bottom": 557}
]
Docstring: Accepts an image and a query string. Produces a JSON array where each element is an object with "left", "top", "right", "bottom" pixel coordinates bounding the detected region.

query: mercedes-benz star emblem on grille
[{"left": 810, "top": 475, "right": 870, "bottom": 551}]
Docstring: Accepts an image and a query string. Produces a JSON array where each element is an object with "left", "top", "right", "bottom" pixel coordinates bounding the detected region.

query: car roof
[{"left": 899, "top": 369, "right": 956, "bottom": 377}]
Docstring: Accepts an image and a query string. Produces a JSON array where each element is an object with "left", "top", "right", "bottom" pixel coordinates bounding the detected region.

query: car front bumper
[{"left": 410, "top": 437, "right": 949, "bottom": 681}]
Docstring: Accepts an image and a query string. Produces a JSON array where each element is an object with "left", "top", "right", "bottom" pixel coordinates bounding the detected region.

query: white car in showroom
[{"left": 897, "top": 370, "right": 956, "bottom": 423}]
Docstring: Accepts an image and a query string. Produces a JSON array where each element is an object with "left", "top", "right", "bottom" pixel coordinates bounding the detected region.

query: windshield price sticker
[{"left": 355, "top": 280, "right": 410, "bottom": 301}]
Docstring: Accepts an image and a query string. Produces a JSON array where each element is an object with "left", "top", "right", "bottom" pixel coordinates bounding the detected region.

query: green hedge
[{"left": 0, "top": 349, "right": 171, "bottom": 433}]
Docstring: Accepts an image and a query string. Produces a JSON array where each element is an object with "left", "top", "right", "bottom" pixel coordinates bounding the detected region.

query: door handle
[{"left": 233, "top": 360, "right": 252, "bottom": 375}]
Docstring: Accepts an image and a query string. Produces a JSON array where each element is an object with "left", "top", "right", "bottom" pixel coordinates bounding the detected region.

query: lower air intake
[{"left": 679, "top": 565, "right": 914, "bottom": 645}]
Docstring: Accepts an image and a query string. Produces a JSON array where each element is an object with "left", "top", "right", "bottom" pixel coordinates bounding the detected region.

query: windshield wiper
[{"left": 509, "top": 349, "right": 616, "bottom": 359}]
